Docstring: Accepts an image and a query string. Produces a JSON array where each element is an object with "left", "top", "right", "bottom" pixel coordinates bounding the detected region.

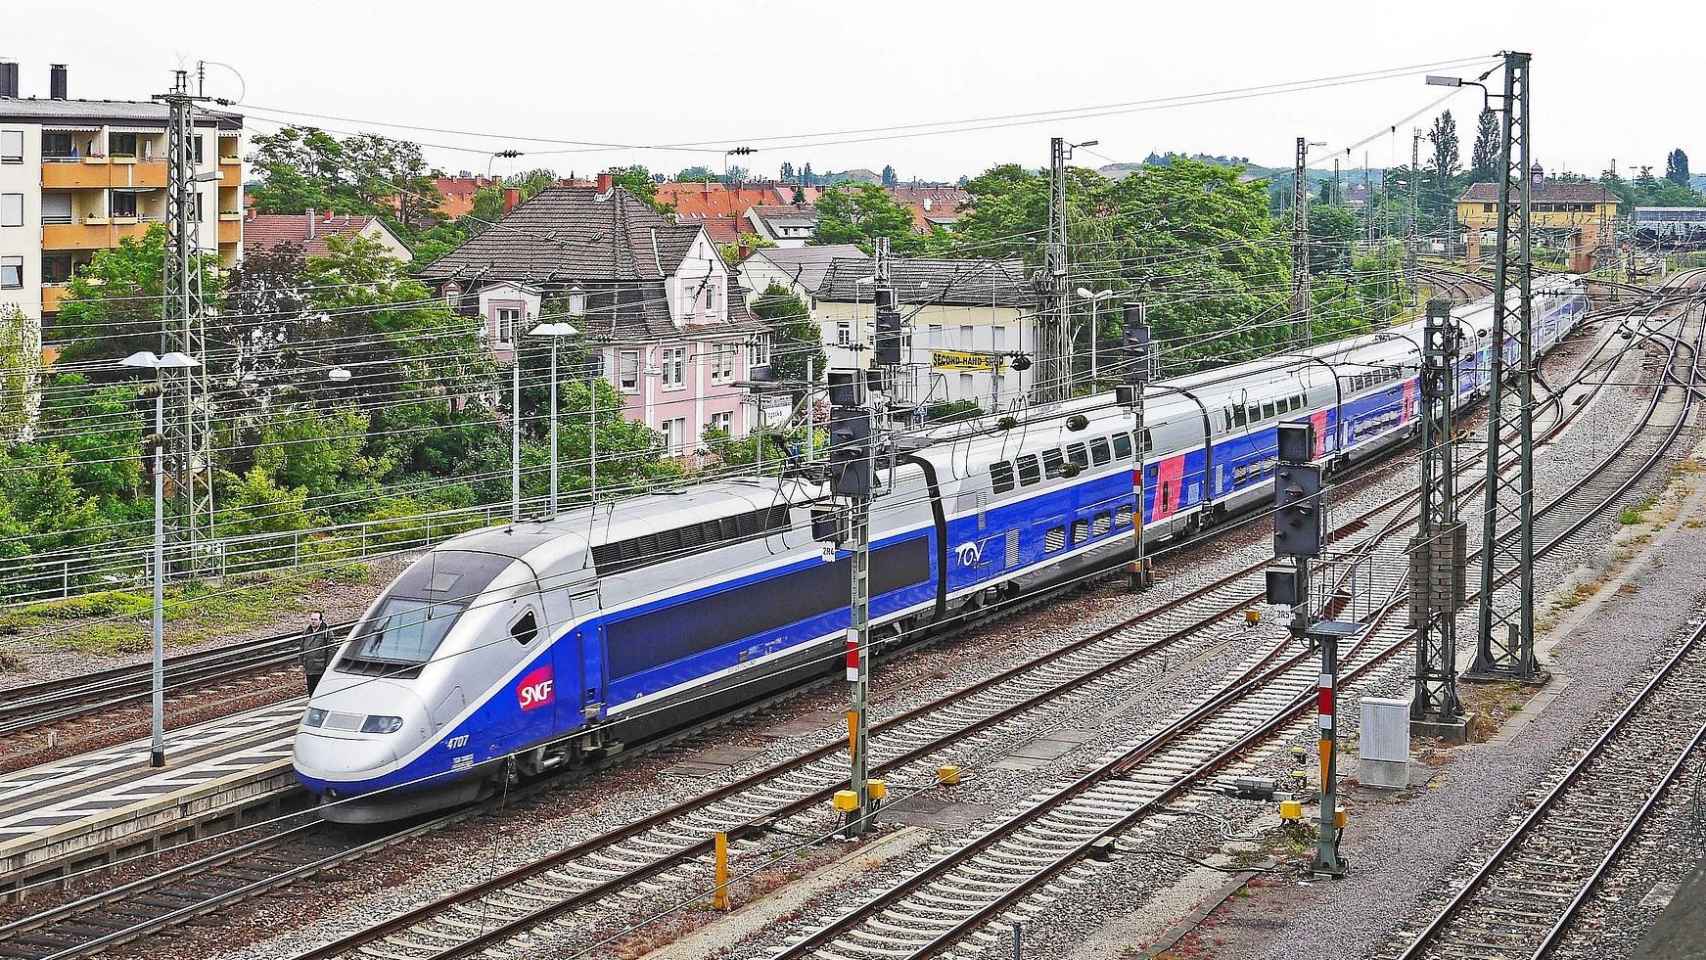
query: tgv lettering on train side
[
  {"left": 517, "top": 664, "right": 555, "bottom": 711},
  {"left": 954, "top": 540, "right": 985, "bottom": 567}
]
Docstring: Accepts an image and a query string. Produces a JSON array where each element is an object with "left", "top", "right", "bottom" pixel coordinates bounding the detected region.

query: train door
[{"left": 570, "top": 590, "right": 606, "bottom": 724}]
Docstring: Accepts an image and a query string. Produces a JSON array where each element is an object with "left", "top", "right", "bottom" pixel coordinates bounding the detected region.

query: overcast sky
[{"left": 5, "top": 0, "right": 1696, "bottom": 184}]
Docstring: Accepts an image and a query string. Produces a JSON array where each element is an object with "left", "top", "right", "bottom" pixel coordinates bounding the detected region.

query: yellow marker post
[
  {"left": 713, "top": 831, "right": 729, "bottom": 911},
  {"left": 846, "top": 709, "right": 859, "bottom": 757}
]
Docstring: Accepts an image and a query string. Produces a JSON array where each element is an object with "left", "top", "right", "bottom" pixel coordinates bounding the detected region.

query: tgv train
[{"left": 293, "top": 278, "right": 1590, "bottom": 822}]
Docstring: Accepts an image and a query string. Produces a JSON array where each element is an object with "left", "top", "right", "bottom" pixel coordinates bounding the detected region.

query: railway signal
[
  {"left": 1119, "top": 302, "right": 1154, "bottom": 590},
  {"left": 1266, "top": 421, "right": 1348, "bottom": 877}
]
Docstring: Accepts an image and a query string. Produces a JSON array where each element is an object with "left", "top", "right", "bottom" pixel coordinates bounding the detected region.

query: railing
[
  {"left": 0, "top": 492, "right": 578, "bottom": 608},
  {"left": 41, "top": 155, "right": 80, "bottom": 164},
  {"left": 40, "top": 215, "right": 72, "bottom": 225}
]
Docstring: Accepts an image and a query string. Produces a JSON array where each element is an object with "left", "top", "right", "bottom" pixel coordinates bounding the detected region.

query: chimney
[
  {"left": 1530, "top": 161, "right": 1544, "bottom": 186},
  {"left": 503, "top": 187, "right": 521, "bottom": 214},
  {"left": 306, "top": 208, "right": 316, "bottom": 240},
  {"left": 49, "top": 64, "right": 67, "bottom": 100},
  {"left": 0, "top": 61, "right": 17, "bottom": 99},
  {"left": 596, "top": 171, "right": 614, "bottom": 194}
]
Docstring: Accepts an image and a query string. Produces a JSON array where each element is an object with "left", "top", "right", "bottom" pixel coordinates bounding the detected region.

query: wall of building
[
  {"left": 601, "top": 336, "right": 752, "bottom": 454},
  {"left": 0, "top": 123, "right": 42, "bottom": 321},
  {"left": 812, "top": 297, "right": 1031, "bottom": 409}
]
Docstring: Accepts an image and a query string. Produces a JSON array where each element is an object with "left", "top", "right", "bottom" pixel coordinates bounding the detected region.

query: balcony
[
  {"left": 217, "top": 219, "right": 241, "bottom": 245},
  {"left": 43, "top": 219, "right": 157, "bottom": 250},
  {"left": 42, "top": 161, "right": 168, "bottom": 190},
  {"left": 42, "top": 284, "right": 71, "bottom": 313},
  {"left": 220, "top": 157, "right": 241, "bottom": 187}
]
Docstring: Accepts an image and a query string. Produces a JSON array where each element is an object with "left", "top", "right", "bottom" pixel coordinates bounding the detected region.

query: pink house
[{"left": 421, "top": 181, "right": 772, "bottom": 455}]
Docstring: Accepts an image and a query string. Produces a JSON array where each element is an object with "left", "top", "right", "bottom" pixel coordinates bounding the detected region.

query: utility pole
[
  {"left": 1411, "top": 300, "right": 1466, "bottom": 733},
  {"left": 1409, "top": 128, "right": 1423, "bottom": 299},
  {"left": 1037, "top": 137, "right": 1070, "bottom": 404},
  {"left": 1468, "top": 51, "right": 1541, "bottom": 685},
  {"left": 1292, "top": 137, "right": 1312, "bottom": 349},
  {"left": 153, "top": 70, "right": 215, "bottom": 574},
  {"left": 1120, "top": 303, "right": 1153, "bottom": 591}
]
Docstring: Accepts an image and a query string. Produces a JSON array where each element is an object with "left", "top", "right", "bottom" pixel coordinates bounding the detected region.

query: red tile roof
[
  {"left": 243, "top": 213, "right": 379, "bottom": 258},
  {"left": 655, "top": 182, "right": 790, "bottom": 218}
]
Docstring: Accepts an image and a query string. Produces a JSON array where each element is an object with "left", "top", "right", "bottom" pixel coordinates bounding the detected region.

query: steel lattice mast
[
  {"left": 1411, "top": 299, "right": 1465, "bottom": 724},
  {"left": 1291, "top": 137, "right": 1311, "bottom": 349},
  {"left": 1035, "top": 136, "right": 1069, "bottom": 404},
  {"left": 154, "top": 69, "right": 214, "bottom": 573},
  {"left": 1469, "top": 52, "right": 1538, "bottom": 681}
]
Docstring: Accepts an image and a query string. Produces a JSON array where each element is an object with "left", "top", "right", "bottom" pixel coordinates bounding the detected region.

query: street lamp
[
  {"left": 529, "top": 320, "right": 579, "bottom": 518},
  {"left": 118, "top": 350, "right": 200, "bottom": 769},
  {"left": 1075, "top": 287, "right": 1115, "bottom": 388}
]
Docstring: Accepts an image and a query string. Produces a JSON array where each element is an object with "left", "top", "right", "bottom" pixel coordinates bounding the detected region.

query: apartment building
[{"left": 0, "top": 62, "right": 244, "bottom": 327}]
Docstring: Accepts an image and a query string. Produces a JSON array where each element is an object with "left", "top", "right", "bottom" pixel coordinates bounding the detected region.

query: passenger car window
[
  {"left": 1016, "top": 455, "right": 1042, "bottom": 486},
  {"left": 1042, "top": 448, "right": 1065, "bottom": 479},
  {"left": 1090, "top": 438, "right": 1111, "bottom": 466},
  {"left": 1066, "top": 442, "right": 1089, "bottom": 468},
  {"left": 1112, "top": 433, "right": 1132, "bottom": 460},
  {"left": 990, "top": 461, "right": 1015, "bottom": 494}
]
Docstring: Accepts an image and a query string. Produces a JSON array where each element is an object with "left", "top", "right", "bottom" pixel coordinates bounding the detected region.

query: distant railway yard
[{"left": 0, "top": 272, "right": 1702, "bottom": 960}]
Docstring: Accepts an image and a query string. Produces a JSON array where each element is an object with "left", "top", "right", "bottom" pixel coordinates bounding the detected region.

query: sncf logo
[{"left": 517, "top": 664, "right": 555, "bottom": 712}]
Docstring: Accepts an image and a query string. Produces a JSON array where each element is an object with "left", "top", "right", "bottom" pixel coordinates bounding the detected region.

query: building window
[
  {"left": 959, "top": 324, "right": 974, "bottom": 349},
  {"left": 706, "top": 282, "right": 720, "bottom": 316},
  {"left": 0, "top": 257, "right": 21, "bottom": 290},
  {"left": 42, "top": 255, "right": 72, "bottom": 285},
  {"left": 192, "top": 135, "right": 204, "bottom": 164},
  {"left": 0, "top": 194, "right": 20, "bottom": 227},
  {"left": 836, "top": 321, "right": 852, "bottom": 347},
  {"left": 927, "top": 323, "right": 942, "bottom": 347},
  {"left": 111, "top": 191, "right": 138, "bottom": 219},
  {"left": 495, "top": 307, "right": 521, "bottom": 345},
  {"left": 992, "top": 325, "right": 1007, "bottom": 352},
  {"left": 619, "top": 350, "right": 640, "bottom": 392},
  {"left": 0, "top": 131, "right": 20, "bottom": 164},
  {"left": 747, "top": 334, "right": 770, "bottom": 367},
  {"left": 662, "top": 417, "right": 688, "bottom": 453},
  {"left": 959, "top": 373, "right": 974, "bottom": 397},
  {"left": 109, "top": 133, "right": 138, "bottom": 158},
  {"left": 41, "top": 132, "right": 72, "bottom": 160},
  {"left": 662, "top": 346, "right": 686, "bottom": 388},
  {"left": 709, "top": 410, "right": 732, "bottom": 434}
]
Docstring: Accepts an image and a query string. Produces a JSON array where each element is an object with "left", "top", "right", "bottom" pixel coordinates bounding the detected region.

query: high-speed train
[{"left": 294, "top": 278, "right": 1590, "bottom": 821}]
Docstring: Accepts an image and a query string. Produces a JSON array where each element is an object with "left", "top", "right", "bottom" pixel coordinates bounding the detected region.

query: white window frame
[
  {"left": 710, "top": 410, "right": 732, "bottom": 434},
  {"left": 747, "top": 333, "right": 770, "bottom": 367},
  {"left": 0, "top": 131, "right": 21, "bottom": 164},
  {"left": 959, "top": 372, "right": 975, "bottom": 397},
  {"left": 110, "top": 190, "right": 138, "bottom": 219},
  {"left": 0, "top": 194, "right": 21, "bottom": 228},
  {"left": 706, "top": 281, "right": 720, "bottom": 316},
  {"left": 495, "top": 307, "right": 522, "bottom": 346},
  {"left": 0, "top": 256, "right": 22, "bottom": 290},
  {"left": 927, "top": 324, "right": 943, "bottom": 347},
  {"left": 992, "top": 325, "right": 1007, "bottom": 352},
  {"left": 959, "top": 324, "right": 974, "bottom": 349},
  {"left": 618, "top": 350, "right": 640, "bottom": 392},
  {"left": 662, "top": 417, "right": 687, "bottom": 453},
  {"left": 662, "top": 346, "right": 687, "bottom": 389},
  {"left": 836, "top": 321, "right": 852, "bottom": 347}
]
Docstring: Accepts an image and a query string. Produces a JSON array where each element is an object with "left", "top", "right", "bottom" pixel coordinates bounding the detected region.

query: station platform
[{"left": 0, "top": 700, "right": 306, "bottom": 895}]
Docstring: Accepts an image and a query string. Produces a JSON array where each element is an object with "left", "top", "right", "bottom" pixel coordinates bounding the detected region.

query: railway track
[
  {"left": 0, "top": 623, "right": 348, "bottom": 740},
  {"left": 1387, "top": 617, "right": 1706, "bottom": 960},
  {"left": 754, "top": 287, "right": 1706, "bottom": 960},
  {"left": 0, "top": 286, "right": 1675, "bottom": 960}
]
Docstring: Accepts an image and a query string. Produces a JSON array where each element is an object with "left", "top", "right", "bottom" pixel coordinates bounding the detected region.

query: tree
[
  {"left": 1470, "top": 107, "right": 1500, "bottom": 182},
  {"left": 779, "top": 161, "right": 796, "bottom": 181},
  {"left": 790, "top": 184, "right": 807, "bottom": 204},
  {"left": 881, "top": 164, "right": 897, "bottom": 187},
  {"left": 801, "top": 162, "right": 817, "bottom": 187},
  {"left": 53, "top": 224, "right": 223, "bottom": 366},
  {"left": 1428, "top": 110, "right": 1461, "bottom": 197},
  {"left": 1666, "top": 149, "right": 1691, "bottom": 186},
  {"left": 251, "top": 405, "right": 380, "bottom": 504},
  {"left": 718, "top": 231, "right": 775, "bottom": 266},
  {"left": 0, "top": 305, "right": 40, "bottom": 440},
  {"left": 507, "top": 168, "right": 558, "bottom": 199},
  {"left": 675, "top": 165, "right": 719, "bottom": 183},
  {"left": 36, "top": 374, "right": 141, "bottom": 500},
  {"left": 751, "top": 283, "right": 824, "bottom": 396},
  {"left": 0, "top": 444, "right": 102, "bottom": 559},
  {"left": 215, "top": 466, "right": 312, "bottom": 552},
  {"left": 605, "top": 166, "right": 672, "bottom": 213},
  {"left": 814, "top": 182, "right": 929, "bottom": 254},
  {"left": 1307, "top": 204, "right": 1358, "bottom": 275}
]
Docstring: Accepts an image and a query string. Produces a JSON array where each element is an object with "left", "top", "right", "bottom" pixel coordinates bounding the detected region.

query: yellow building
[
  {"left": 1, "top": 62, "right": 243, "bottom": 326},
  {"left": 1456, "top": 165, "right": 1617, "bottom": 272}
]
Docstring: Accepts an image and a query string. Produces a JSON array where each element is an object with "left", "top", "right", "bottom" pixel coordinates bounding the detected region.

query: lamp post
[
  {"left": 529, "top": 321, "right": 579, "bottom": 518},
  {"left": 1075, "top": 287, "right": 1115, "bottom": 389},
  {"left": 563, "top": 286, "right": 593, "bottom": 505},
  {"left": 119, "top": 350, "right": 201, "bottom": 768}
]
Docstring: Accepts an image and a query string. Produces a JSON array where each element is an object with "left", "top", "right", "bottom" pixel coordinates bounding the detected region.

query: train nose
[{"left": 292, "top": 678, "right": 431, "bottom": 787}]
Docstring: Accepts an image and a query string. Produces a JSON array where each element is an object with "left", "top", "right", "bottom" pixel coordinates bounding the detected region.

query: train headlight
[
  {"left": 304, "top": 708, "right": 327, "bottom": 728},
  {"left": 361, "top": 715, "right": 405, "bottom": 735}
]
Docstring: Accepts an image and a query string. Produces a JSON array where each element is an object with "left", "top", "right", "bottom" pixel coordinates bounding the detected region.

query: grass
[
  {"left": 0, "top": 563, "right": 372, "bottom": 655},
  {"left": 1619, "top": 495, "right": 1658, "bottom": 526}
]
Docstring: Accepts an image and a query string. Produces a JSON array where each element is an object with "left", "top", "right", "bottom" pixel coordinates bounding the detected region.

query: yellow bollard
[
  {"left": 1244, "top": 609, "right": 1261, "bottom": 626},
  {"left": 713, "top": 831, "right": 729, "bottom": 911},
  {"left": 1279, "top": 799, "right": 1304, "bottom": 822}
]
